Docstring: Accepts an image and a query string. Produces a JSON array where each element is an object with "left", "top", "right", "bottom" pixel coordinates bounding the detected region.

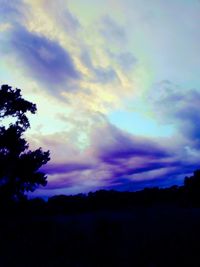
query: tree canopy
[{"left": 0, "top": 84, "right": 50, "bottom": 201}]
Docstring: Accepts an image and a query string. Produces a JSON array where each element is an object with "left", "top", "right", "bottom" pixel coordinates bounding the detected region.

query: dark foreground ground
[{"left": 0, "top": 206, "right": 200, "bottom": 267}]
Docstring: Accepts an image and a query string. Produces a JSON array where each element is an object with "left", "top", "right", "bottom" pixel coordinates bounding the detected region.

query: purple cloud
[
  {"left": 149, "top": 81, "right": 200, "bottom": 148},
  {"left": 8, "top": 26, "right": 80, "bottom": 92},
  {"left": 94, "top": 123, "right": 170, "bottom": 164},
  {"left": 88, "top": 121, "right": 200, "bottom": 191},
  {"left": 0, "top": 0, "right": 27, "bottom": 24},
  {"left": 103, "top": 159, "right": 200, "bottom": 192},
  {"left": 28, "top": 118, "right": 200, "bottom": 196},
  {"left": 42, "top": 162, "right": 94, "bottom": 175}
]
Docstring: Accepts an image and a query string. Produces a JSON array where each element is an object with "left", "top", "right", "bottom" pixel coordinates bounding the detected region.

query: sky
[{"left": 1, "top": 0, "right": 200, "bottom": 196}]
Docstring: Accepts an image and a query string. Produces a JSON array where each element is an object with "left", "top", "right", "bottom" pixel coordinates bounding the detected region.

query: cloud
[
  {"left": 108, "top": 51, "right": 138, "bottom": 71},
  {"left": 115, "top": 52, "right": 137, "bottom": 71},
  {"left": 87, "top": 121, "right": 200, "bottom": 191},
  {"left": 80, "top": 50, "right": 119, "bottom": 84},
  {"left": 103, "top": 158, "right": 200, "bottom": 192},
  {"left": 0, "top": 0, "right": 137, "bottom": 114},
  {"left": 42, "top": 162, "right": 94, "bottom": 175},
  {"left": 28, "top": 117, "right": 200, "bottom": 195},
  {"left": 0, "top": 0, "right": 27, "bottom": 24},
  {"left": 8, "top": 26, "right": 80, "bottom": 90},
  {"left": 92, "top": 123, "right": 170, "bottom": 163},
  {"left": 149, "top": 80, "right": 200, "bottom": 147},
  {"left": 42, "top": 0, "right": 80, "bottom": 35},
  {"left": 93, "top": 67, "right": 119, "bottom": 84},
  {"left": 27, "top": 120, "right": 171, "bottom": 191},
  {"left": 99, "top": 16, "right": 127, "bottom": 46}
]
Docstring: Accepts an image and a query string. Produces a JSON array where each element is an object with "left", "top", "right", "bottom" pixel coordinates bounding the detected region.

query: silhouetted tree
[
  {"left": 0, "top": 85, "right": 50, "bottom": 201},
  {"left": 184, "top": 170, "right": 200, "bottom": 192}
]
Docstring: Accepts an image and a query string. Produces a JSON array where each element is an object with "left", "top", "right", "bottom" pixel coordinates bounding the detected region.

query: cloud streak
[{"left": 9, "top": 26, "right": 80, "bottom": 90}]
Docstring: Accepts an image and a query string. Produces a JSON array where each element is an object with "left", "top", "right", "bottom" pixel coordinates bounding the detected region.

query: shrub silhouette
[{"left": 0, "top": 84, "right": 50, "bottom": 201}]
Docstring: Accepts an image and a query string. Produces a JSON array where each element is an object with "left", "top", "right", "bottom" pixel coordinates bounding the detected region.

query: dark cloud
[
  {"left": 9, "top": 26, "right": 80, "bottom": 90},
  {"left": 43, "top": 173, "right": 79, "bottom": 190},
  {"left": 114, "top": 161, "right": 180, "bottom": 177},
  {"left": 104, "top": 159, "right": 200, "bottom": 192},
  {"left": 149, "top": 80, "right": 200, "bottom": 147},
  {"left": 171, "top": 92, "right": 200, "bottom": 147},
  {"left": 105, "top": 174, "right": 178, "bottom": 192},
  {"left": 42, "top": 162, "right": 94, "bottom": 175},
  {"left": 90, "top": 121, "right": 200, "bottom": 191},
  {"left": 96, "top": 123, "right": 170, "bottom": 164}
]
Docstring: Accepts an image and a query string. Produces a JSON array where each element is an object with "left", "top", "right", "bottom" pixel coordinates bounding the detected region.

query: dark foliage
[
  {"left": 39, "top": 170, "right": 199, "bottom": 214},
  {"left": 0, "top": 84, "right": 50, "bottom": 202},
  {"left": 1, "top": 174, "right": 200, "bottom": 267},
  {"left": 183, "top": 169, "right": 200, "bottom": 206},
  {"left": 0, "top": 84, "right": 37, "bottom": 130},
  {"left": 5, "top": 169, "right": 198, "bottom": 216},
  {"left": 0, "top": 169, "right": 200, "bottom": 267},
  {"left": 184, "top": 169, "right": 200, "bottom": 190}
]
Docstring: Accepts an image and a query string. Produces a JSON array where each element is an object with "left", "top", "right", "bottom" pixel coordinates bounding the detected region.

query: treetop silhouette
[
  {"left": 0, "top": 84, "right": 37, "bottom": 130},
  {"left": 0, "top": 84, "right": 50, "bottom": 202}
]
